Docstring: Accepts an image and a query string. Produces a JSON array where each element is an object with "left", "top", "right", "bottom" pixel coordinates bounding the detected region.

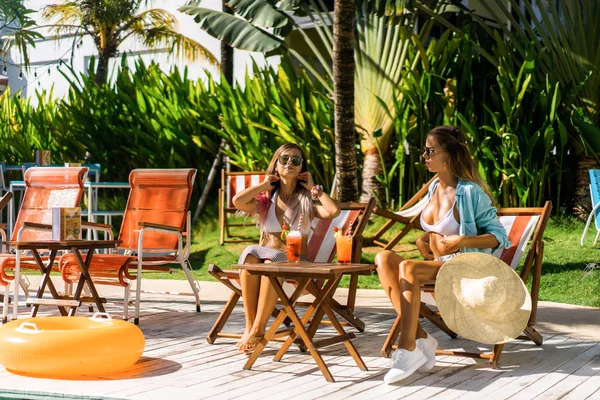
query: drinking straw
[{"left": 297, "top": 213, "right": 303, "bottom": 231}]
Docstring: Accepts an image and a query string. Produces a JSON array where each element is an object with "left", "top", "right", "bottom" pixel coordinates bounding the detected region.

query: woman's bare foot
[
  {"left": 237, "top": 328, "right": 251, "bottom": 351},
  {"left": 237, "top": 327, "right": 264, "bottom": 354}
]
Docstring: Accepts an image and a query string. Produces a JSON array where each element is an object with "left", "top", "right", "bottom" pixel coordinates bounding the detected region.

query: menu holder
[{"left": 52, "top": 207, "right": 82, "bottom": 240}]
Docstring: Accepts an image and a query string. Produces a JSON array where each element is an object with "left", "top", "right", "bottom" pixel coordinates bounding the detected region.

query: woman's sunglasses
[
  {"left": 422, "top": 146, "right": 444, "bottom": 158},
  {"left": 278, "top": 155, "right": 303, "bottom": 167}
]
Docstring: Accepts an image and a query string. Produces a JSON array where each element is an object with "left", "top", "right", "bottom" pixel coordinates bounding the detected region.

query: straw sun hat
[{"left": 435, "top": 252, "right": 532, "bottom": 345}]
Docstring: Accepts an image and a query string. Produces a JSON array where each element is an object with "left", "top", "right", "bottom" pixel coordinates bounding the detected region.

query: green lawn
[{"left": 99, "top": 201, "right": 600, "bottom": 308}]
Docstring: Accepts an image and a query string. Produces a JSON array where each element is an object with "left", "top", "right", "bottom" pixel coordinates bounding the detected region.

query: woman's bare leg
[
  {"left": 375, "top": 250, "right": 405, "bottom": 315},
  {"left": 238, "top": 254, "right": 262, "bottom": 350},
  {"left": 375, "top": 251, "right": 429, "bottom": 339},
  {"left": 398, "top": 259, "right": 443, "bottom": 350},
  {"left": 248, "top": 265, "right": 280, "bottom": 339}
]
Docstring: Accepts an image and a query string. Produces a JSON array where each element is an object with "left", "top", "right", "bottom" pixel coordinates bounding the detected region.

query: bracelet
[{"left": 311, "top": 185, "right": 323, "bottom": 200}]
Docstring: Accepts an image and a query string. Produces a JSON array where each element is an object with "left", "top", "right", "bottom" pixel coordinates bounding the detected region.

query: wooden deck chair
[
  {"left": 58, "top": 169, "right": 200, "bottom": 325},
  {"left": 381, "top": 201, "right": 552, "bottom": 367},
  {"left": 219, "top": 170, "right": 267, "bottom": 245},
  {"left": 0, "top": 167, "right": 88, "bottom": 322},
  {"left": 581, "top": 169, "right": 600, "bottom": 245},
  {"left": 206, "top": 197, "right": 376, "bottom": 345},
  {"left": 369, "top": 175, "right": 438, "bottom": 250}
]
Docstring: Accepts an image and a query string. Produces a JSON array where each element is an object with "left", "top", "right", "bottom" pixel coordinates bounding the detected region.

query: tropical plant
[
  {"left": 42, "top": 0, "right": 218, "bottom": 85},
  {"left": 181, "top": 0, "right": 455, "bottom": 203},
  {"left": 470, "top": 0, "right": 600, "bottom": 213},
  {"left": 459, "top": 53, "right": 567, "bottom": 208},
  {"left": 214, "top": 59, "right": 337, "bottom": 190},
  {"left": 0, "top": 0, "right": 41, "bottom": 68}
]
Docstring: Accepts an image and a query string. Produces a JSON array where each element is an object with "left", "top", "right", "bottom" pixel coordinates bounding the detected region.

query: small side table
[
  {"left": 7, "top": 240, "right": 118, "bottom": 319},
  {"left": 235, "top": 261, "right": 375, "bottom": 382}
]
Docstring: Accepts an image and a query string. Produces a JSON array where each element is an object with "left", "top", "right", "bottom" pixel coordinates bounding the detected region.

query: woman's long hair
[
  {"left": 428, "top": 126, "right": 496, "bottom": 205},
  {"left": 259, "top": 143, "right": 314, "bottom": 231}
]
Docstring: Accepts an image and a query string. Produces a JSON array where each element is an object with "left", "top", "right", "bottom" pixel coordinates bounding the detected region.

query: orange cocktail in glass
[
  {"left": 336, "top": 236, "right": 353, "bottom": 264},
  {"left": 286, "top": 230, "right": 302, "bottom": 262}
]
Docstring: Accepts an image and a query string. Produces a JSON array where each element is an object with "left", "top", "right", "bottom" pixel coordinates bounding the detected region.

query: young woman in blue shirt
[{"left": 376, "top": 126, "right": 510, "bottom": 384}]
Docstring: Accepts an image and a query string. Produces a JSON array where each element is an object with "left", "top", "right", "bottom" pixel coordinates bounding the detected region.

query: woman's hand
[
  {"left": 297, "top": 171, "right": 314, "bottom": 190},
  {"left": 263, "top": 174, "right": 280, "bottom": 189},
  {"left": 441, "top": 235, "right": 463, "bottom": 253}
]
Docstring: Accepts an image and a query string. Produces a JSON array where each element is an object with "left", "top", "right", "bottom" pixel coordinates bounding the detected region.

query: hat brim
[{"left": 435, "top": 252, "right": 532, "bottom": 344}]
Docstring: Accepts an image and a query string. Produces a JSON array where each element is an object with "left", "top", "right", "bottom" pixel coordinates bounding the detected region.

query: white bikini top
[
  {"left": 420, "top": 201, "right": 460, "bottom": 236},
  {"left": 262, "top": 191, "right": 310, "bottom": 234}
]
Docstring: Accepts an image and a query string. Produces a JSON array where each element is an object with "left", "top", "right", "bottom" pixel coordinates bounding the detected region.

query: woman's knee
[
  {"left": 399, "top": 259, "right": 417, "bottom": 278},
  {"left": 375, "top": 250, "right": 396, "bottom": 269},
  {"left": 245, "top": 254, "right": 262, "bottom": 264}
]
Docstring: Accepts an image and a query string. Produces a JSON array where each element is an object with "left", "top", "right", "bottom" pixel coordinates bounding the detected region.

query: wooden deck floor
[{"left": 0, "top": 294, "right": 598, "bottom": 399}]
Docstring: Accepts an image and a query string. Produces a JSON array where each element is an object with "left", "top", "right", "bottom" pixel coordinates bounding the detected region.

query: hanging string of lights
[{"left": 1, "top": 39, "right": 82, "bottom": 91}]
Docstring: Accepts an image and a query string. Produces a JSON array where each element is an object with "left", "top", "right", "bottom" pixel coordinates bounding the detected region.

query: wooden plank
[
  {"left": 533, "top": 342, "right": 600, "bottom": 399},
  {"left": 25, "top": 298, "right": 81, "bottom": 307},
  {"left": 454, "top": 335, "right": 576, "bottom": 400},
  {"left": 0, "top": 296, "right": 597, "bottom": 400}
]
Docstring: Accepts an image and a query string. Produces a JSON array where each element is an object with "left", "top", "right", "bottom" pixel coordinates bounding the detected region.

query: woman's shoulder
[{"left": 456, "top": 179, "right": 485, "bottom": 195}]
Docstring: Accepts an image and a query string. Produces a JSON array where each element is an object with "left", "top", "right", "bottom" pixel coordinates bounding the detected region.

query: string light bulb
[{"left": 18, "top": 71, "right": 23, "bottom": 80}]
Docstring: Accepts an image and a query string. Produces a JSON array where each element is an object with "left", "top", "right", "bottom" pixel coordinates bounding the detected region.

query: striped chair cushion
[
  {"left": 493, "top": 214, "right": 540, "bottom": 269},
  {"left": 396, "top": 196, "right": 428, "bottom": 218},
  {"left": 226, "top": 173, "right": 267, "bottom": 208}
]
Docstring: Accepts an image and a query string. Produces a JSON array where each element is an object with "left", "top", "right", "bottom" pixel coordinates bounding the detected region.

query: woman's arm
[
  {"left": 232, "top": 176, "right": 278, "bottom": 214},
  {"left": 298, "top": 171, "right": 340, "bottom": 219},
  {"left": 313, "top": 191, "right": 341, "bottom": 219},
  {"left": 416, "top": 233, "right": 434, "bottom": 260},
  {"left": 442, "top": 233, "right": 499, "bottom": 253}
]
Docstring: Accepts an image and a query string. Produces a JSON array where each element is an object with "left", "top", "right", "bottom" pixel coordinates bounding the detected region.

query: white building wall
[{"left": 3, "top": 0, "right": 279, "bottom": 103}]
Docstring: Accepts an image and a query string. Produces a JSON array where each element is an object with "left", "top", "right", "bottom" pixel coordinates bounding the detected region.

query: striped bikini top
[{"left": 420, "top": 201, "right": 460, "bottom": 236}]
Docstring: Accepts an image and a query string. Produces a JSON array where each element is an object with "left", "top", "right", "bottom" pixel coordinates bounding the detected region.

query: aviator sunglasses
[{"left": 278, "top": 155, "right": 303, "bottom": 167}]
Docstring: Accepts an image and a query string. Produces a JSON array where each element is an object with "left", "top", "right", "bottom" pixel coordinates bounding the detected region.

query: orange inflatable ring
[{"left": 0, "top": 313, "right": 145, "bottom": 378}]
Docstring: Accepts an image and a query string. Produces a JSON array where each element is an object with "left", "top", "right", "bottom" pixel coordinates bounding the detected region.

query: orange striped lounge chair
[
  {"left": 381, "top": 201, "right": 552, "bottom": 367},
  {"left": 219, "top": 170, "right": 267, "bottom": 245},
  {"left": 58, "top": 169, "right": 200, "bottom": 325},
  {"left": 206, "top": 198, "right": 376, "bottom": 344}
]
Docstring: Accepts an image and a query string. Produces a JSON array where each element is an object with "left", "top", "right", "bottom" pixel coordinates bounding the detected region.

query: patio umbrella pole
[{"left": 193, "top": 139, "right": 227, "bottom": 223}]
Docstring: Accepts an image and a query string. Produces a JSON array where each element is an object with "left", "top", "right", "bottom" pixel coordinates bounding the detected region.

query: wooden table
[
  {"left": 7, "top": 240, "right": 118, "bottom": 319},
  {"left": 235, "top": 261, "right": 375, "bottom": 382}
]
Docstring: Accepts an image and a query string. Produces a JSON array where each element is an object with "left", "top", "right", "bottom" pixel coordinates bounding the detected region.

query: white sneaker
[
  {"left": 416, "top": 334, "right": 438, "bottom": 372},
  {"left": 383, "top": 347, "right": 427, "bottom": 384}
]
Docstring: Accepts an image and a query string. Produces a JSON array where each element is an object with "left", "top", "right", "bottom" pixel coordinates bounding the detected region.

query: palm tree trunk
[
  {"left": 573, "top": 155, "right": 598, "bottom": 219},
  {"left": 361, "top": 149, "right": 385, "bottom": 203},
  {"left": 333, "top": 0, "right": 358, "bottom": 202},
  {"left": 95, "top": 50, "right": 112, "bottom": 86},
  {"left": 220, "top": 2, "right": 234, "bottom": 84}
]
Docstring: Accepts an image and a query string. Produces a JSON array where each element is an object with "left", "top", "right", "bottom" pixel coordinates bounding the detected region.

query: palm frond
[
  {"left": 142, "top": 27, "right": 219, "bottom": 66},
  {"left": 42, "top": 3, "right": 86, "bottom": 36}
]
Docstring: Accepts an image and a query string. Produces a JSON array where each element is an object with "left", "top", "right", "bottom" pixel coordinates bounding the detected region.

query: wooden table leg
[
  {"left": 69, "top": 247, "right": 105, "bottom": 316},
  {"left": 244, "top": 279, "right": 311, "bottom": 370},
  {"left": 322, "top": 299, "right": 368, "bottom": 371},
  {"left": 30, "top": 249, "right": 68, "bottom": 317},
  {"left": 274, "top": 276, "right": 341, "bottom": 361},
  {"left": 266, "top": 276, "right": 335, "bottom": 382}
]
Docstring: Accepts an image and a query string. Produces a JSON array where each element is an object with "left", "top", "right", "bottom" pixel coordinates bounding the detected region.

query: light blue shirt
[{"left": 427, "top": 178, "right": 511, "bottom": 253}]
